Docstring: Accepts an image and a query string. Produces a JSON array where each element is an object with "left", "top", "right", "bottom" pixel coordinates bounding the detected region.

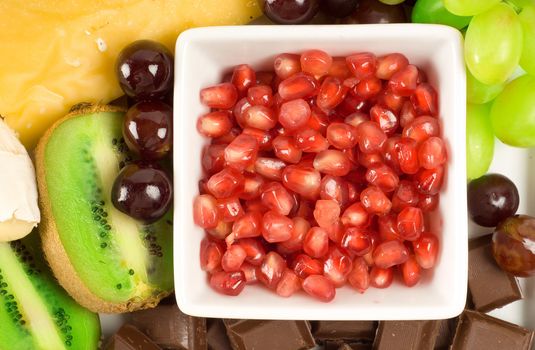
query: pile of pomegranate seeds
[{"left": 194, "top": 50, "right": 444, "bottom": 302}]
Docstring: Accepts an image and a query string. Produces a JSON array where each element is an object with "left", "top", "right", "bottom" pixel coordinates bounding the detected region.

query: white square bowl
[{"left": 173, "top": 24, "right": 467, "bottom": 320}]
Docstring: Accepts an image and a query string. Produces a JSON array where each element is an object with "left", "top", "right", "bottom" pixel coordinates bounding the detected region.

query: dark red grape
[
  {"left": 261, "top": 0, "right": 320, "bottom": 24},
  {"left": 112, "top": 163, "right": 172, "bottom": 223},
  {"left": 340, "top": 0, "right": 407, "bottom": 24},
  {"left": 116, "top": 40, "right": 174, "bottom": 100},
  {"left": 321, "top": 0, "right": 358, "bottom": 18},
  {"left": 467, "top": 173, "right": 519, "bottom": 227},
  {"left": 123, "top": 101, "right": 173, "bottom": 159},
  {"left": 493, "top": 215, "right": 535, "bottom": 277}
]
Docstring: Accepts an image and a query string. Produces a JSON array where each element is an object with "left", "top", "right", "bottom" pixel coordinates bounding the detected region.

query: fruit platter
[{"left": 1, "top": 0, "right": 535, "bottom": 349}]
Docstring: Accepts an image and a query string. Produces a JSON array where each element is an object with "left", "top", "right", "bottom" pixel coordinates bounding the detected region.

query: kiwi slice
[
  {"left": 35, "top": 105, "right": 173, "bottom": 313},
  {"left": 0, "top": 230, "right": 100, "bottom": 350}
]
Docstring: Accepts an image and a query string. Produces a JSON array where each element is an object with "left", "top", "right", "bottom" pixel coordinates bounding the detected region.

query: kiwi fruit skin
[
  {"left": 0, "top": 230, "right": 100, "bottom": 350},
  {"left": 35, "top": 105, "right": 174, "bottom": 314}
]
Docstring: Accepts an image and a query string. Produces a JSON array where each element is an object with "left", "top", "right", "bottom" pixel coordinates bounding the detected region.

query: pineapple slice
[{"left": 0, "top": 0, "right": 261, "bottom": 149}]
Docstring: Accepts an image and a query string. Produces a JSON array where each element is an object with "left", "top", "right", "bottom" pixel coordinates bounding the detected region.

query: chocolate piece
[
  {"left": 373, "top": 320, "right": 440, "bottom": 350},
  {"left": 434, "top": 318, "right": 458, "bottom": 350},
  {"left": 129, "top": 304, "right": 206, "bottom": 350},
  {"left": 468, "top": 234, "right": 522, "bottom": 312},
  {"left": 207, "top": 319, "right": 232, "bottom": 350},
  {"left": 451, "top": 310, "right": 534, "bottom": 350},
  {"left": 223, "top": 319, "right": 316, "bottom": 350},
  {"left": 312, "top": 321, "right": 377, "bottom": 342},
  {"left": 324, "top": 340, "right": 372, "bottom": 350},
  {"left": 104, "top": 324, "right": 162, "bottom": 350}
]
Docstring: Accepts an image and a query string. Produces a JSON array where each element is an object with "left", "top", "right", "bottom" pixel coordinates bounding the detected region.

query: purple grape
[{"left": 261, "top": 0, "right": 320, "bottom": 24}]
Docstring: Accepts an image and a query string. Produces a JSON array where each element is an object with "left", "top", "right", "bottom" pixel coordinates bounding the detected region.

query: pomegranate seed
[
  {"left": 411, "top": 83, "right": 438, "bottom": 116},
  {"left": 247, "top": 85, "right": 273, "bottom": 107},
  {"left": 313, "top": 150, "right": 351, "bottom": 177},
  {"left": 378, "top": 89, "right": 405, "bottom": 113},
  {"left": 272, "top": 135, "right": 303, "bottom": 164},
  {"left": 346, "top": 52, "right": 377, "bottom": 80},
  {"left": 370, "top": 105, "right": 399, "bottom": 135},
  {"left": 396, "top": 137, "right": 420, "bottom": 174},
  {"left": 224, "top": 134, "right": 259, "bottom": 171},
  {"left": 211, "top": 126, "right": 242, "bottom": 145},
  {"left": 370, "top": 267, "right": 393, "bottom": 289},
  {"left": 210, "top": 270, "right": 246, "bottom": 296},
  {"left": 241, "top": 262, "right": 259, "bottom": 284},
  {"left": 344, "top": 112, "right": 369, "bottom": 128},
  {"left": 197, "top": 111, "right": 233, "bottom": 138},
  {"left": 258, "top": 251, "right": 286, "bottom": 289},
  {"left": 320, "top": 175, "right": 350, "bottom": 206},
  {"left": 303, "top": 227, "right": 329, "bottom": 258},
  {"left": 295, "top": 128, "right": 329, "bottom": 153},
  {"left": 326, "top": 220, "right": 345, "bottom": 244},
  {"left": 400, "top": 100, "right": 417, "bottom": 128},
  {"left": 418, "top": 193, "right": 439, "bottom": 212},
  {"left": 301, "top": 49, "right": 333, "bottom": 77},
  {"left": 373, "top": 240, "right": 409, "bottom": 269},
  {"left": 294, "top": 198, "right": 315, "bottom": 220},
  {"left": 276, "top": 269, "right": 302, "bottom": 297},
  {"left": 243, "top": 128, "right": 273, "bottom": 151},
  {"left": 346, "top": 182, "right": 358, "bottom": 203},
  {"left": 356, "top": 121, "right": 387, "bottom": 154},
  {"left": 261, "top": 182, "right": 295, "bottom": 216},
  {"left": 413, "top": 232, "right": 439, "bottom": 269},
  {"left": 341, "top": 202, "right": 370, "bottom": 228},
  {"left": 317, "top": 76, "right": 348, "bottom": 111},
  {"left": 376, "top": 53, "right": 409, "bottom": 80},
  {"left": 358, "top": 151, "right": 383, "bottom": 169},
  {"left": 401, "top": 255, "right": 421, "bottom": 287},
  {"left": 244, "top": 198, "right": 269, "bottom": 214},
  {"left": 243, "top": 105, "right": 277, "bottom": 130},
  {"left": 348, "top": 257, "right": 369, "bottom": 293},
  {"left": 414, "top": 166, "right": 444, "bottom": 195},
  {"left": 306, "top": 107, "right": 330, "bottom": 133},
  {"left": 255, "top": 157, "right": 287, "bottom": 181},
  {"left": 239, "top": 174, "right": 264, "bottom": 200},
  {"left": 240, "top": 238, "right": 266, "bottom": 266},
  {"left": 329, "top": 57, "right": 351, "bottom": 79},
  {"left": 402, "top": 116, "right": 440, "bottom": 144},
  {"left": 418, "top": 136, "right": 447, "bottom": 170},
  {"left": 326, "top": 122, "right": 357, "bottom": 150},
  {"left": 193, "top": 194, "right": 220, "bottom": 228},
  {"left": 292, "top": 254, "right": 323, "bottom": 278},
  {"left": 279, "top": 99, "right": 311, "bottom": 130},
  {"left": 278, "top": 72, "right": 319, "bottom": 100},
  {"left": 234, "top": 97, "right": 252, "bottom": 128},
  {"left": 256, "top": 71, "right": 275, "bottom": 86},
  {"left": 278, "top": 216, "right": 310, "bottom": 253},
  {"left": 261, "top": 211, "right": 294, "bottom": 243},
  {"left": 207, "top": 220, "right": 232, "bottom": 240},
  {"left": 382, "top": 136, "right": 401, "bottom": 173},
  {"left": 217, "top": 197, "right": 244, "bottom": 223},
  {"left": 388, "top": 64, "right": 418, "bottom": 97},
  {"left": 335, "top": 94, "right": 372, "bottom": 117},
  {"left": 378, "top": 214, "right": 402, "bottom": 242},
  {"left": 343, "top": 77, "right": 359, "bottom": 89},
  {"left": 274, "top": 53, "right": 301, "bottom": 79},
  {"left": 341, "top": 227, "right": 372, "bottom": 256},
  {"left": 363, "top": 251, "right": 374, "bottom": 266},
  {"left": 202, "top": 144, "right": 227, "bottom": 175},
  {"left": 397, "top": 206, "right": 424, "bottom": 241},
  {"left": 231, "top": 64, "right": 256, "bottom": 96},
  {"left": 200, "top": 82, "right": 238, "bottom": 109},
  {"left": 221, "top": 244, "right": 247, "bottom": 272},
  {"left": 282, "top": 165, "right": 321, "bottom": 200},
  {"left": 232, "top": 211, "right": 263, "bottom": 239},
  {"left": 324, "top": 248, "right": 353, "bottom": 287},
  {"left": 200, "top": 238, "right": 225, "bottom": 273},
  {"left": 313, "top": 199, "right": 341, "bottom": 229},
  {"left": 302, "top": 275, "right": 336, "bottom": 302},
  {"left": 354, "top": 76, "right": 382, "bottom": 100},
  {"left": 392, "top": 180, "right": 420, "bottom": 213},
  {"left": 365, "top": 163, "right": 399, "bottom": 193},
  {"left": 360, "top": 186, "right": 392, "bottom": 215},
  {"left": 207, "top": 167, "right": 244, "bottom": 199},
  {"left": 298, "top": 153, "right": 316, "bottom": 169}
]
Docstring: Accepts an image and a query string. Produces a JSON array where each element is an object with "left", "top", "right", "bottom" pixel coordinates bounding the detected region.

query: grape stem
[{"left": 503, "top": 0, "right": 522, "bottom": 14}]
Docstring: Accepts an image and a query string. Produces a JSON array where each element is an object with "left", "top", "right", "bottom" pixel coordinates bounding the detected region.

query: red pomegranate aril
[
  {"left": 414, "top": 166, "right": 444, "bottom": 195},
  {"left": 341, "top": 202, "right": 370, "bottom": 228},
  {"left": 247, "top": 85, "right": 273, "bottom": 107},
  {"left": 302, "top": 275, "right": 336, "bottom": 302},
  {"left": 295, "top": 128, "right": 329, "bottom": 153},
  {"left": 306, "top": 107, "right": 330, "bottom": 133},
  {"left": 313, "top": 199, "right": 341, "bottom": 229},
  {"left": 344, "top": 112, "right": 369, "bottom": 129},
  {"left": 326, "top": 220, "right": 345, "bottom": 244},
  {"left": 298, "top": 153, "right": 316, "bottom": 169},
  {"left": 373, "top": 240, "right": 410, "bottom": 269},
  {"left": 358, "top": 151, "right": 383, "bottom": 169},
  {"left": 329, "top": 56, "right": 351, "bottom": 79},
  {"left": 207, "top": 167, "right": 244, "bottom": 199},
  {"left": 418, "top": 193, "right": 439, "bottom": 212},
  {"left": 258, "top": 251, "right": 286, "bottom": 289},
  {"left": 292, "top": 254, "right": 323, "bottom": 278},
  {"left": 272, "top": 135, "right": 302, "bottom": 164},
  {"left": 234, "top": 97, "right": 252, "bottom": 128},
  {"left": 202, "top": 144, "right": 227, "bottom": 175},
  {"left": 197, "top": 111, "right": 233, "bottom": 138},
  {"left": 324, "top": 249, "right": 353, "bottom": 287},
  {"left": 301, "top": 49, "right": 333, "bottom": 78},
  {"left": 256, "top": 71, "right": 275, "bottom": 86},
  {"left": 397, "top": 206, "right": 424, "bottom": 241},
  {"left": 400, "top": 100, "right": 417, "bottom": 128},
  {"left": 403, "top": 116, "right": 440, "bottom": 144},
  {"left": 244, "top": 198, "right": 269, "bottom": 214},
  {"left": 200, "top": 82, "right": 238, "bottom": 109},
  {"left": 388, "top": 64, "right": 418, "bottom": 97},
  {"left": 193, "top": 194, "right": 219, "bottom": 228},
  {"left": 255, "top": 157, "right": 287, "bottom": 181},
  {"left": 347, "top": 182, "right": 358, "bottom": 203},
  {"left": 261, "top": 182, "right": 295, "bottom": 216},
  {"left": 360, "top": 186, "right": 392, "bottom": 216},
  {"left": 317, "top": 76, "right": 348, "bottom": 111},
  {"left": 241, "top": 262, "right": 259, "bottom": 284},
  {"left": 370, "top": 105, "right": 399, "bottom": 135},
  {"left": 242, "top": 127, "right": 273, "bottom": 151},
  {"left": 335, "top": 94, "right": 372, "bottom": 116},
  {"left": 394, "top": 138, "right": 419, "bottom": 175},
  {"left": 278, "top": 73, "right": 319, "bottom": 100},
  {"left": 243, "top": 105, "right": 277, "bottom": 130},
  {"left": 231, "top": 64, "right": 256, "bottom": 96},
  {"left": 412, "top": 83, "right": 438, "bottom": 116},
  {"left": 282, "top": 165, "right": 321, "bottom": 200},
  {"left": 365, "top": 163, "right": 399, "bottom": 193},
  {"left": 413, "top": 232, "right": 439, "bottom": 269},
  {"left": 370, "top": 267, "right": 393, "bottom": 289},
  {"left": 354, "top": 76, "right": 382, "bottom": 99},
  {"left": 278, "top": 216, "right": 310, "bottom": 253},
  {"left": 232, "top": 211, "right": 263, "bottom": 239},
  {"left": 320, "top": 175, "right": 350, "bottom": 206},
  {"left": 348, "top": 257, "right": 369, "bottom": 293},
  {"left": 239, "top": 174, "right": 264, "bottom": 200},
  {"left": 378, "top": 214, "right": 402, "bottom": 242},
  {"left": 303, "top": 227, "right": 329, "bottom": 258},
  {"left": 392, "top": 180, "right": 420, "bottom": 212},
  {"left": 346, "top": 52, "right": 377, "bottom": 80},
  {"left": 276, "top": 269, "right": 302, "bottom": 297},
  {"left": 210, "top": 271, "right": 246, "bottom": 296},
  {"left": 240, "top": 238, "right": 266, "bottom": 266},
  {"left": 402, "top": 255, "right": 422, "bottom": 287},
  {"left": 212, "top": 127, "right": 241, "bottom": 145},
  {"left": 382, "top": 136, "right": 401, "bottom": 173},
  {"left": 356, "top": 121, "right": 387, "bottom": 154},
  {"left": 207, "top": 220, "right": 232, "bottom": 240},
  {"left": 313, "top": 150, "right": 351, "bottom": 177},
  {"left": 294, "top": 199, "right": 314, "bottom": 220},
  {"left": 342, "top": 227, "right": 372, "bottom": 256},
  {"left": 279, "top": 99, "right": 311, "bottom": 130},
  {"left": 418, "top": 136, "right": 447, "bottom": 170},
  {"left": 378, "top": 89, "right": 405, "bottom": 113},
  {"left": 217, "top": 197, "right": 244, "bottom": 223},
  {"left": 376, "top": 53, "right": 409, "bottom": 80},
  {"left": 326, "top": 122, "right": 358, "bottom": 150},
  {"left": 274, "top": 53, "right": 301, "bottom": 79},
  {"left": 221, "top": 244, "right": 247, "bottom": 272},
  {"left": 224, "top": 134, "right": 259, "bottom": 171},
  {"left": 200, "top": 238, "right": 225, "bottom": 273},
  {"left": 262, "top": 211, "right": 294, "bottom": 243}
]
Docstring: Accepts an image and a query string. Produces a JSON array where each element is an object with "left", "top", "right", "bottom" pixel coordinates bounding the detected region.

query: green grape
[
  {"left": 444, "top": 0, "right": 501, "bottom": 16},
  {"left": 519, "top": 5, "right": 535, "bottom": 75},
  {"left": 465, "top": 3, "right": 523, "bottom": 85},
  {"left": 466, "top": 68, "right": 504, "bottom": 104},
  {"left": 467, "top": 103, "right": 494, "bottom": 180},
  {"left": 412, "top": 0, "right": 471, "bottom": 29},
  {"left": 490, "top": 75, "right": 535, "bottom": 147},
  {"left": 378, "top": 0, "right": 405, "bottom": 4}
]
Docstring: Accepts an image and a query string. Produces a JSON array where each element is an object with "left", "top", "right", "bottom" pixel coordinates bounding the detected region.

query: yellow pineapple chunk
[{"left": 0, "top": 0, "right": 261, "bottom": 149}]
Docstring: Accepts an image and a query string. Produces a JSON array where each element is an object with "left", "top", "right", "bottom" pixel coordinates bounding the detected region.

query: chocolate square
[
  {"left": 104, "top": 324, "right": 161, "bottom": 350},
  {"left": 207, "top": 319, "right": 232, "bottom": 350},
  {"left": 312, "top": 321, "right": 377, "bottom": 342},
  {"left": 373, "top": 320, "right": 440, "bottom": 350},
  {"left": 433, "top": 318, "right": 458, "bottom": 350}
]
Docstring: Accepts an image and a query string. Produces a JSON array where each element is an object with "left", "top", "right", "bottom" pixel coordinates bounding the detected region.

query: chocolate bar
[
  {"left": 312, "top": 321, "right": 377, "bottom": 343},
  {"left": 324, "top": 340, "right": 372, "bottom": 350},
  {"left": 373, "top": 320, "right": 440, "bottom": 350},
  {"left": 451, "top": 310, "right": 534, "bottom": 350},
  {"left": 104, "top": 324, "right": 161, "bottom": 350},
  {"left": 468, "top": 234, "right": 522, "bottom": 312},
  {"left": 434, "top": 318, "right": 458, "bottom": 350},
  {"left": 207, "top": 319, "right": 232, "bottom": 350}
]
